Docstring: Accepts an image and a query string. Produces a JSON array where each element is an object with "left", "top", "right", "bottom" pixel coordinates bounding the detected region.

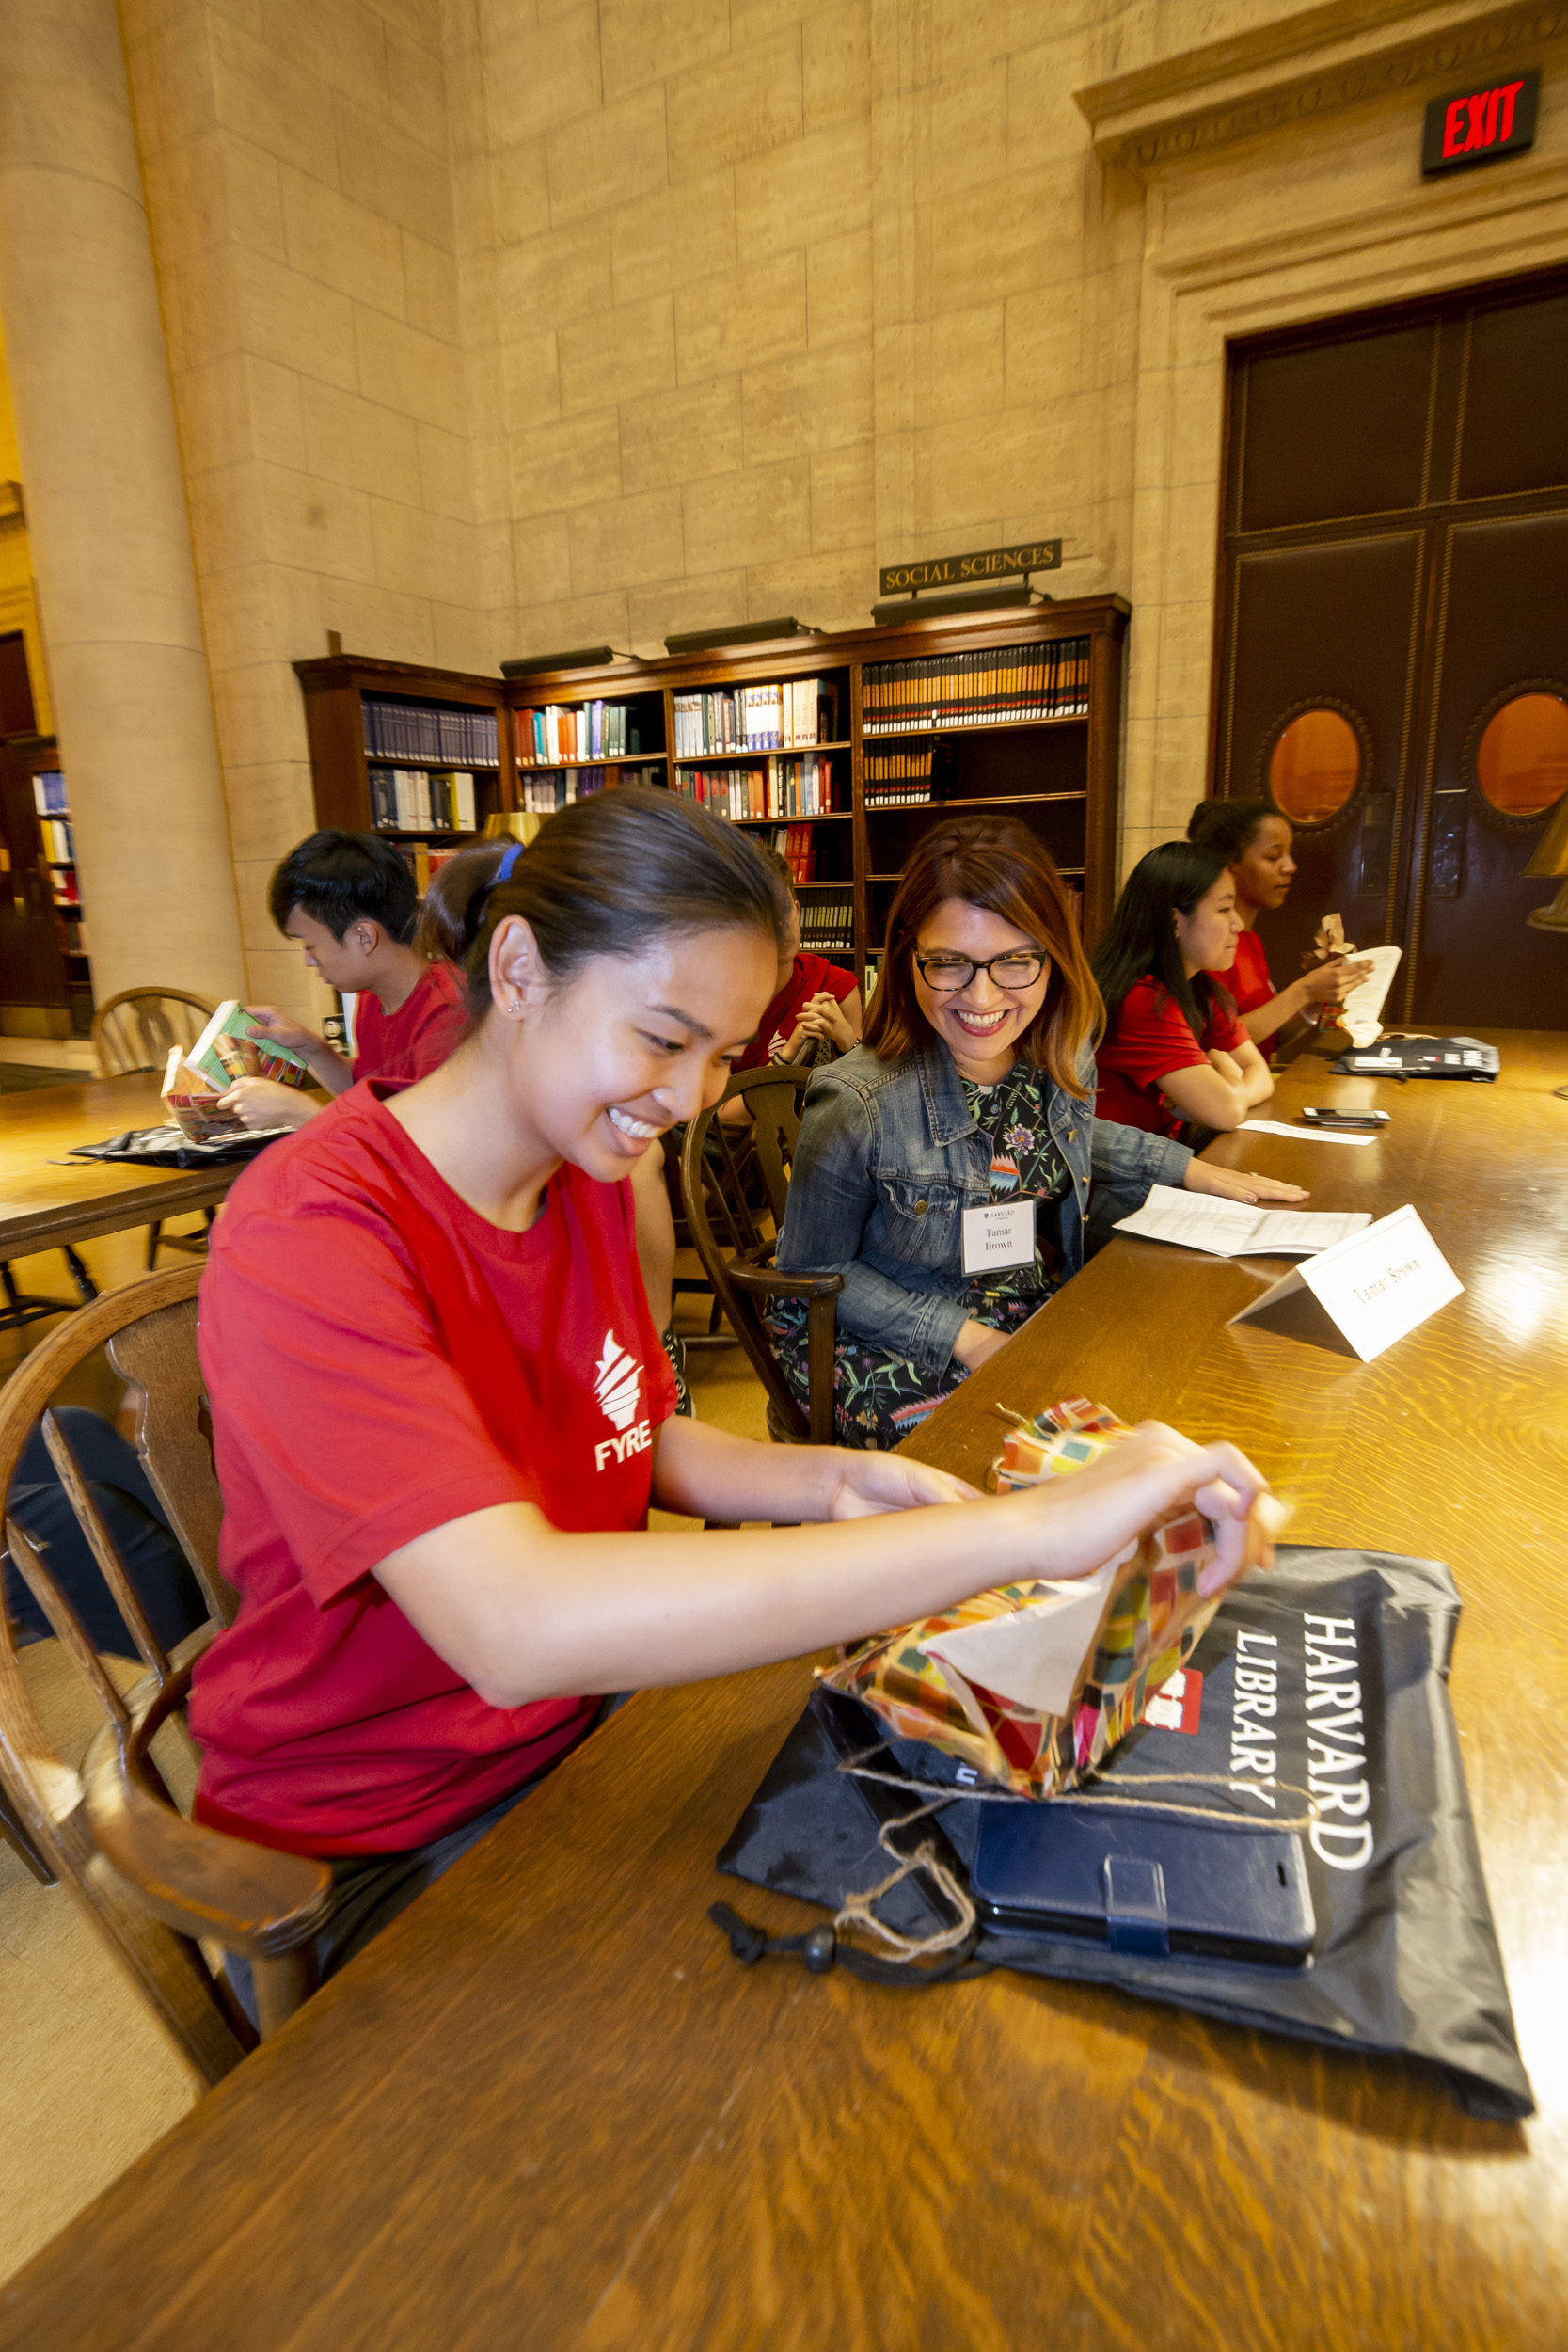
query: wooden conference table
[
  {"left": 0, "top": 1071, "right": 244, "bottom": 1263},
  {"left": 3, "top": 1031, "right": 1565, "bottom": 2351}
]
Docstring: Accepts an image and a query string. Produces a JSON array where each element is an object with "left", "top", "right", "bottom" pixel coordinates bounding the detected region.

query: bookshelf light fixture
[
  {"left": 663, "top": 618, "right": 821, "bottom": 658},
  {"left": 872, "top": 582, "right": 1051, "bottom": 627},
  {"left": 501, "top": 645, "right": 626, "bottom": 677}
]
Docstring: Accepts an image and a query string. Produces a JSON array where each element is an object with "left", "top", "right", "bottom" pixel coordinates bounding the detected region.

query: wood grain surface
[
  {"left": 2, "top": 1034, "right": 1563, "bottom": 2351},
  {"left": 0, "top": 1073, "right": 245, "bottom": 1257}
]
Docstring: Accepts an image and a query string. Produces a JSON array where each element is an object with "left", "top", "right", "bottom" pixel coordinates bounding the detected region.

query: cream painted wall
[
  {"left": 0, "top": 318, "right": 52, "bottom": 734},
  {"left": 119, "top": 0, "right": 484, "bottom": 1014}
]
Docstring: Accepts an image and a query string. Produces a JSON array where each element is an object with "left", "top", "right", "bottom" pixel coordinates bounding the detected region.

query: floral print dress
[{"left": 769, "top": 1065, "right": 1070, "bottom": 1449}]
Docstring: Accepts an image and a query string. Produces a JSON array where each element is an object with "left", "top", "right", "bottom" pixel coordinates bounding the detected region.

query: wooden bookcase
[
  {"left": 293, "top": 596, "right": 1129, "bottom": 973},
  {"left": 0, "top": 733, "right": 93, "bottom": 1038}
]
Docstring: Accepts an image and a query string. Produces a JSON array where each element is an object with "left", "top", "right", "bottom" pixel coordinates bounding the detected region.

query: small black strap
[{"left": 708, "top": 1902, "right": 989, "bottom": 1989}]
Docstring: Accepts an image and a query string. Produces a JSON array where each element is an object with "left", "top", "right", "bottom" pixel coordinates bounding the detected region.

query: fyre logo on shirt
[{"left": 594, "top": 1328, "right": 652, "bottom": 1471}]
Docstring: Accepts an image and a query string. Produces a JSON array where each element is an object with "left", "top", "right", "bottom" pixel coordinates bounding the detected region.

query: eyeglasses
[{"left": 913, "top": 950, "right": 1048, "bottom": 992}]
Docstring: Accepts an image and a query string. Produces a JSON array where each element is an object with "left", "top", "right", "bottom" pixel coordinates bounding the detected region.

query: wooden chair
[
  {"left": 0, "top": 1265, "right": 332, "bottom": 2083},
  {"left": 680, "top": 1067, "right": 844, "bottom": 1445},
  {"left": 90, "top": 986, "right": 219, "bottom": 1269}
]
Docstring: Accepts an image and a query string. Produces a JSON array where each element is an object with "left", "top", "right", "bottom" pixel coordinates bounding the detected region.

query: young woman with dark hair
[
  {"left": 218, "top": 828, "right": 469, "bottom": 1131},
  {"left": 1092, "top": 841, "right": 1278, "bottom": 1138},
  {"left": 772, "top": 816, "right": 1305, "bottom": 1448},
  {"left": 1186, "top": 800, "right": 1371, "bottom": 1047},
  {"left": 192, "top": 788, "right": 1280, "bottom": 1995}
]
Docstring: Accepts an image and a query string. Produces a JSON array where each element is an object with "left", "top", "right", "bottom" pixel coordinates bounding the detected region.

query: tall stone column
[{"left": 0, "top": 0, "right": 243, "bottom": 1009}]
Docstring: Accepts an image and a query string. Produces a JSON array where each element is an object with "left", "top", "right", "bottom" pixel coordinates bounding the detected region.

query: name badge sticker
[
  {"left": 1229, "top": 1202, "right": 1462, "bottom": 1362},
  {"left": 961, "top": 1198, "right": 1036, "bottom": 1278}
]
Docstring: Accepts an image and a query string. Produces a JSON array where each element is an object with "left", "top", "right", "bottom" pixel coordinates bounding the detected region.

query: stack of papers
[
  {"left": 1337, "top": 945, "right": 1402, "bottom": 1047},
  {"left": 1114, "top": 1186, "right": 1372, "bottom": 1259}
]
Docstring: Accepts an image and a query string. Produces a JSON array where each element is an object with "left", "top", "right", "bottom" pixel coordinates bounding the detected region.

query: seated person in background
[
  {"left": 185, "top": 787, "right": 1280, "bottom": 2006},
  {"left": 1186, "top": 799, "right": 1372, "bottom": 1050},
  {"left": 1093, "top": 841, "right": 1278, "bottom": 1141},
  {"left": 720, "top": 850, "right": 862, "bottom": 1121},
  {"left": 772, "top": 818, "right": 1307, "bottom": 1449},
  {"left": 218, "top": 829, "right": 468, "bottom": 1130}
]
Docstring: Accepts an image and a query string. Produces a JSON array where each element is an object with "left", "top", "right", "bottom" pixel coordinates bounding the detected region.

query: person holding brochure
[
  {"left": 770, "top": 818, "right": 1306, "bottom": 1447},
  {"left": 217, "top": 830, "right": 469, "bottom": 1131},
  {"left": 188, "top": 788, "right": 1280, "bottom": 2004},
  {"left": 1093, "top": 842, "right": 1279, "bottom": 1140},
  {"left": 1186, "top": 800, "right": 1372, "bottom": 1049}
]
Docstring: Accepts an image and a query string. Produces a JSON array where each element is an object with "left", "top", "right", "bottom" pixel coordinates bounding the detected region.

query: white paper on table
[
  {"left": 1241, "top": 1119, "right": 1375, "bottom": 1147},
  {"left": 921, "top": 1557, "right": 1124, "bottom": 1716},
  {"left": 1336, "top": 945, "right": 1402, "bottom": 1047},
  {"left": 1114, "top": 1184, "right": 1372, "bottom": 1259}
]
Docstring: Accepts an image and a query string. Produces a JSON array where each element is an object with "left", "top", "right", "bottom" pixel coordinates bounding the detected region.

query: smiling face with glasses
[{"left": 910, "top": 898, "right": 1053, "bottom": 1083}]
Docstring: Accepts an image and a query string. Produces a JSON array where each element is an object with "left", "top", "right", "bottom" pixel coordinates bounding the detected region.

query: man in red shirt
[{"left": 218, "top": 830, "right": 469, "bottom": 1128}]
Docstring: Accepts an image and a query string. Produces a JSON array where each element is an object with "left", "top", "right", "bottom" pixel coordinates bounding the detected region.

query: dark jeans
[{"left": 3, "top": 1407, "right": 208, "bottom": 1655}]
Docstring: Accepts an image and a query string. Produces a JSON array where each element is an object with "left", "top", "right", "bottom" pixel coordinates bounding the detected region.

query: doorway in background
[{"left": 1211, "top": 265, "right": 1568, "bottom": 1029}]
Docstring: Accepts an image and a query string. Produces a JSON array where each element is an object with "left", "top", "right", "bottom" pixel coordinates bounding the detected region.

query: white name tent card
[
  {"left": 1113, "top": 1186, "right": 1371, "bottom": 1260},
  {"left": 1228, "top": 1202, "right": 1463, "bottom": 1362},
  {"left": 1337, "top": 945, "right": 1402, "bottom": 1048},
  {"left": 1240, "top": 1120, "right": 1376, "bottom": 1148}
]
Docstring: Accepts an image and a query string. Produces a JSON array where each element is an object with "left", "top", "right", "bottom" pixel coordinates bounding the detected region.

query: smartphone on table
[{"left": 1300, "top": 1107, "right": 1389, "bottom": 1131}]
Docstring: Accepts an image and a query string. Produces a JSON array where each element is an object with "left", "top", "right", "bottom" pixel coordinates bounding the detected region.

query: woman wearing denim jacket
[{"left": 771, "top": 818, "right": 1307, "bottom": 1447}]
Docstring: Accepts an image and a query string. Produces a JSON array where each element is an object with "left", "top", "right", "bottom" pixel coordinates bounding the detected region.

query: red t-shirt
[
  {"left": 736, "top": 952, "right": 857, "bottom": 1072},
  {"left": 189, "top": 1084, "right": 676, "bottom": 1856},
  {"left": 1095, "top": 977, "right": 1249, "bottom": 1139},
  {"left": 1208, "top": 927, "right": 1273, "bottom": 1017},
  {"left": 352, "top": 961, "right": 469, "bottom": 1084}
]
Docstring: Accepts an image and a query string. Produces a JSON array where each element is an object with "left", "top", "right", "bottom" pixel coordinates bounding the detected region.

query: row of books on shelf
[
  {"left": 39, "top": 818, "right": 75, "bottom": 862},
  {"left": 515, "top": 703, "right": 646, "bottom": 765},
  {"left": 369, "top": 768, "right": 479, "bottom": 833},
  {"left": 673, "top": 681, "right": 833, "bottom": 755},
  {"left": 864, "top": 750, "right": 935, "bottom": 808},
  {"left": 32, "top": 771, "right": 68, "bottom": 817},
  {"left": 673, "top": 754, "right": 839, "bottom": 821},
  {"left": 364, "top": 699, "right": 499, "bottom": 766},
  {"left": 519, "top": 764, "right": 664, "bottom": 814},
  {"left": 863, "top": 639, "right": 1090, "bottom": 734},
  {"left": 756, "top": 822, "right": 826, "bottom": 885},
  {"left": 60, "top": 912, "right": 87, "bottom": 954},
  {"left": 800, "top": 891, "right": 854, "bottom": 954},
  {"left": 52, "top": 869, "right": 80, "bottom": 907}
]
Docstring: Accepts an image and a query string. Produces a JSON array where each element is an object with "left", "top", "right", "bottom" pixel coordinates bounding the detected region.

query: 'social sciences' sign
[{"left": 879, "top": 539, "right": 1062, "bottom": 596}]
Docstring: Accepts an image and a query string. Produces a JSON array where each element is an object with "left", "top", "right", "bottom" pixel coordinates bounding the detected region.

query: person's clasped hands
[{"left": 783, "top": 990, "right": 858, "bottom": 1058}]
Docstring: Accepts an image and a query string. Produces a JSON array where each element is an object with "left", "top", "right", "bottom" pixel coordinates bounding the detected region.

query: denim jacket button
[
  {"left": 1068, "top": 1129, "right": 1077, "bottom": 1142},
  {"left": 913, "top": 1199, "right": 927, "bottom": 1214}
]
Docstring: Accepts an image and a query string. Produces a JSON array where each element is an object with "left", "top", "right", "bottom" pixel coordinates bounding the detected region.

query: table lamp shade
[{"left": 1524, "top": 787, "right": 1568, "bottom": 931}]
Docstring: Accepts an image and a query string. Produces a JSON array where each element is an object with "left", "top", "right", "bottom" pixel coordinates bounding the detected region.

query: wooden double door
[{"left": 1212, "top": 266, "right": 1568, "bottom": 1028}]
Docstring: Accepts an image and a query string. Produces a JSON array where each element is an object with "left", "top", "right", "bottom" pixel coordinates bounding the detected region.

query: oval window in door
[
  {"left": 1475, "top": 691, "right": 1568, "bottom": 816},
  {"left": 1268, "top": 707, "right": 1361, "bottom": 822}
]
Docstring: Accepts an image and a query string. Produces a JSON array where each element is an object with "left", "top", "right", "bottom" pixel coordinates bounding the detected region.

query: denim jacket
[{"left": 775, "top": 1040, "right": 1193, "bottom": 1380}]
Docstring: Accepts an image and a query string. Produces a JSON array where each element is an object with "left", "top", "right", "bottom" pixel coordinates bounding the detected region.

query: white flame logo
[{"left": 594, "top": 1329, "right": 642, "bottom": 1433}]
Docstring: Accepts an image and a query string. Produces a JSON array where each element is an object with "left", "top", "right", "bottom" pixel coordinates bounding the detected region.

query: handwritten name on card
[{"left": 1229, "top": 1203, "right": 1463, "bottom": 1362}]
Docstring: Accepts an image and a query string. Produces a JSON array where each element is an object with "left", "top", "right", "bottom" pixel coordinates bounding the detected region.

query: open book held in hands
[
  {"left": 160, "top": 1046, "right": 250, "bottom": 1143},
  {"left": 185, "top": 1000, "right": 312, "bottom": 1092}
]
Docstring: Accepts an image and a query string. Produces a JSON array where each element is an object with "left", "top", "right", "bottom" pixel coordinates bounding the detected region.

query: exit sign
[{"left": 1422, "top": 68, "right": 1539, "bottom": 174}]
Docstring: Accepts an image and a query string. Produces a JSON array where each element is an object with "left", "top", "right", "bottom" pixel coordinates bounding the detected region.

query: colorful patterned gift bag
[{"left": 817, "top": 1399, "right": 1225, "bottom": 1798}]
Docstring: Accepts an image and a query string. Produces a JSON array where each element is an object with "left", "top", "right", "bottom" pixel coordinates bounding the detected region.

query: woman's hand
[
  {"left": 1183, "top": 1160, "right": 1307, "bottom": 1205},
  {"left": 826, "top": 1454, "right": 982, "bottom": 1520},
  {"left": 798, "top": 991, "right": 858, "bottom": 1052},
  {"left": 1009, "top": 1420, "right": 1280, "bottom": 1597},
  {"left": 215, "top": 1076, "right": 319, "bottom": 1132},
  {"left": 952, "top": 1317, "right": 1012, "bottom": 1371},
  {"left": 243, "top": 1004, "right": 322, "bottom": 1058},
  {"left": 1207, "top": 1046, "right": 1244, "bottom": 1083},
  {"left": 1298, "top": 955, "right": 1374, "bottom": 1009}
]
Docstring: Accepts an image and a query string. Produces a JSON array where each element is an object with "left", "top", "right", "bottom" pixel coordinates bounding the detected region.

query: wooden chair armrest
[
  {"left": 82, "top": 1716, "right": 333, "bottom": 1961},
  {"left": 727, "top": 1264, "right": 845, "bottom": 1301}
]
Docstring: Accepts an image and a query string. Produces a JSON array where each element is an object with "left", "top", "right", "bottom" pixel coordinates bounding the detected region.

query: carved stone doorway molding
[{"left": 1074, "top": 0, "right": 1568, "bottom": 869}]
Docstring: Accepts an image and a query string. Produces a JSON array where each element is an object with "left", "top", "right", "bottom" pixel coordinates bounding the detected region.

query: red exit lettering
[{"left": 1441, "top": 79, "right": 1526, "bottom": 158}]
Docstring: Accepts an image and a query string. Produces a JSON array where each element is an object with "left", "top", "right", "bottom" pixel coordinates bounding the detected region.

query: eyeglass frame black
[{"left": 912, "top": 949, "right": 1050, "bottom": 992}]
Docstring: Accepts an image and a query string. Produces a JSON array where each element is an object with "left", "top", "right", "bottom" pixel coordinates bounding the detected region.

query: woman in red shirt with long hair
[{"left": 1186, "top": 800, "right": 1371, "bottom": 1049}]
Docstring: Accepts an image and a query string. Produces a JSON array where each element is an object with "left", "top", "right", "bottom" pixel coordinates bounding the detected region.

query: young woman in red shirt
[
  {"left": 1185, "top": 800, "right": 1372, "bottom": 1049},
  {"left": 1092, "top": 841, "right": 1278, "bottom": 1138},
  {"left": 192, "top": 788, "right": 1279, "bottom": 1998}
]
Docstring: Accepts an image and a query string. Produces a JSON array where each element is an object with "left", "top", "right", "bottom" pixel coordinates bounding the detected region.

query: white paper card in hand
[
  {"left": 961, "top": 1197, "right": 1035, "bottom": 1276},
  {"left": 1338, "top": 945, "right": 1402, "bottom": 1047},
  {"left": 920, "top": 1558, "right": 1123, "bottom": 1716},
  {"left": 1114, "top": 1185, "right": 1371, "bottom": 1258},
  {"left": 1229, "top": 1202, "right": 1461, "bottom": 1360}
]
